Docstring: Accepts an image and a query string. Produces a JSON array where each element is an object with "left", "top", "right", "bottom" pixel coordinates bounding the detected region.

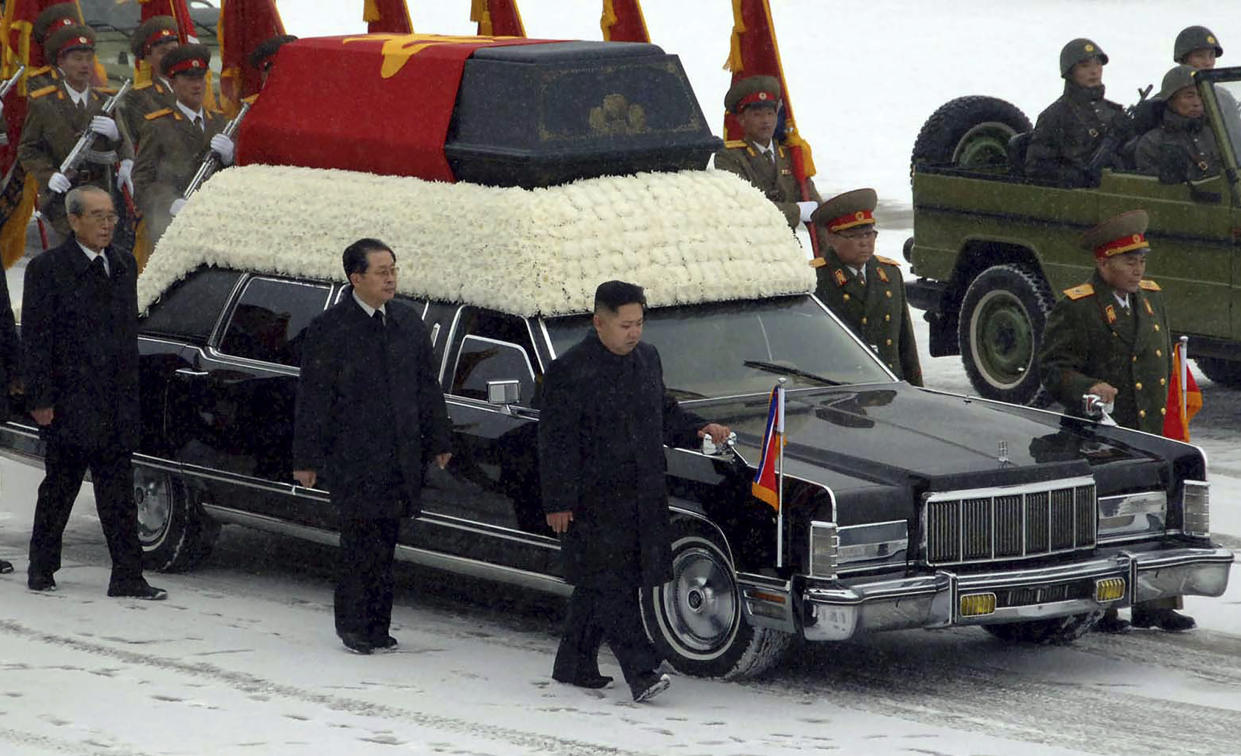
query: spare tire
[{"left": 911, "top": 96, "right": 1031, "bottom": 173}]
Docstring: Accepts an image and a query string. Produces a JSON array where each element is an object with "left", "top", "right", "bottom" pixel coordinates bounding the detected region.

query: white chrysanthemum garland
[{"left": 138, "top": 165, "right": 815, "bottom": 316}]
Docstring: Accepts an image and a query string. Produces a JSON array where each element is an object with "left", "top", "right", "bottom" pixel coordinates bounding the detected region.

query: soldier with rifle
[
  {"left": 18, "top": 26, "right": 131, "bottom": 244},
  {"left": 117, "top": 16, "right": 181, "bottom": 148},
  {"left": 23, "top": 3, "right": 82, "bottom": 93},
  {"left": 132, "top": 45, "right": 236, "bottom": 251}
]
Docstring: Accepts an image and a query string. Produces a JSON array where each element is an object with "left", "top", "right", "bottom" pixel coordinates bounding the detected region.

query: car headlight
[
  {"left": 1182, "top": 480, "right": 1209, "bottom": 538},
  {"left": 837, "top": 520, "right": 908, "bottom": 567},
  {"left": 1097, "top": 491, "right": 1166, "bottom": 541},
  {"left": 809, "top": 521, "right": 838, "bottom": 579}
]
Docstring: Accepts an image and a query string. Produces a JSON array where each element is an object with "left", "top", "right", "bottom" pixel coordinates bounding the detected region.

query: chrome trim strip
[
  {"left": 205, "top": 270, "right": 250, "bottom": 345},
  {"left": 924, "top": 475, "right": 1096, "bottom": 502},
  {"left": 417, "top": 511, "right": 560, "bottom": 550},
  {"left": 448, "top": 334, "right": 537, "bottom": 401},
  {"left": 437, "top": 305, "right": 465, "bottom": 385}
]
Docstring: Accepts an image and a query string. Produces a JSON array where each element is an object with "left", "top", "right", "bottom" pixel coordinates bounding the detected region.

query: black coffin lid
[{"left": 445, "top": 41, "right": 723, "bottom": 188}]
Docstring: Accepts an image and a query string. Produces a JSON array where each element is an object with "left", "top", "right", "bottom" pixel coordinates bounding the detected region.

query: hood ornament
[{"left": 998, "top": 440, "right": 1011, "bottom": 466}]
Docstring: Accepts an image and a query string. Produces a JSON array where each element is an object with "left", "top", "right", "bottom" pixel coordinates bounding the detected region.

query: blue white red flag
[{"left": 751, "top": 384, "right": 784, "bottom": 510}]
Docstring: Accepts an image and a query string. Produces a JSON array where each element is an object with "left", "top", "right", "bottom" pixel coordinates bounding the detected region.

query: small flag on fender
[
  {"left": 1162, "top": 338, "right": 1202, "bottom": 441},
  {"left": 751, "top": 383, "right": 784, "bottom": 510}
]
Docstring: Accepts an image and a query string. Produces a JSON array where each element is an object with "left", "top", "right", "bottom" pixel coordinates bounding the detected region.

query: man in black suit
[
  {"left": 293, "top": 238, "right": 452, "bottom": 655},
  {"left": 0, "top": 260, "right": 17, "bottom": 576},
  {"left": 539, "top": 281, "right": 731, "bottom": 703},
  {"left": 23, "top": 186, "right": 165, "bottom": 599}
]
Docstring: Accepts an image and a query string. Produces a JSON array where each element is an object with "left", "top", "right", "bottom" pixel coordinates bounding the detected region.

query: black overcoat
[
  {"left": 22, "top": 237, "right": 140, "bottom": 451},
  {"left": 292, "top": 293, "right": 451, "bottom": 519},
  {"left": 0, "top": 265, "right": 18, "bottom": 423},
  {"left": 538, "top": 331, "right": 704, "bottom": 589}
]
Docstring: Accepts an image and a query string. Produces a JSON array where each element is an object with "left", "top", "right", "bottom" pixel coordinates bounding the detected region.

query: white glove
[
  {"left": 797, "top": 201, "right": 818, "bottom": 223},
  {"left": 48, "top": 172, "right": 71, "bottom": 194},
  {"left": 210, "top": 133, "right": 235, "bottom": 166},
  {"left": 0, "top": 98, "right": 5, "bottom": 119},
  {"left": 116, "top": 158, "right": 134, "bottom": 196},
  {"left": 89, "top": 115, "right": 119, "bottom": 141},
  {"left": 170, "top": 198, "right": 187, "bottom": 216}
]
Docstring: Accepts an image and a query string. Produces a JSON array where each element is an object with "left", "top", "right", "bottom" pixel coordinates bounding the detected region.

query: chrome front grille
[{"left": 924, "top": 477, "right": 1096, "bottom": 566}]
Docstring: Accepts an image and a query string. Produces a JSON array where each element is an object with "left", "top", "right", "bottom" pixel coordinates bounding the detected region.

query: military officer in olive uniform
[
  {"left": 1134, "top": 65, "right": 1221, "bottom": 180},
  {"left": 1037, "top": 210, "right": 1194, "bottom": 634},
  {"left": 713, "top": 75, "right": 820, "bottom": 232},
  {"left": 133, "top": 45, "right": 234, "bottom": 250},
  {"left": 1026, "top": 38, "right": 1131, "bottom": 186},
  {"left": 811, "top": 188, "right": 922, "bottom": 385},
  {"left": 117, "top": 16, "right": 180, "bottom": 148},
  {"left": 23, "top": 4, "right": 82, "bottom": 93},
  {"left": 19, "top": 25, "right": 131, "bottom": 241}
]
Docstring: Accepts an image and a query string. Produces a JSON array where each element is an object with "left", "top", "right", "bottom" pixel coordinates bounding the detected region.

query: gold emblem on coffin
[
  {"left": 589, "top": 94, "right": 647, "bottom": 136},
  {"left": 342, "top": 33, "right": 518, "bottom": 79}
]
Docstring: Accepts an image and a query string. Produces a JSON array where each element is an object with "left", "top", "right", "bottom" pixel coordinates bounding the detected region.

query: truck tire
[
  {"left": 135, "top": 466, "right": 219, "bottom": 572},
  {"left": 959, "top": 264, "right": 1053, "bottom": 406},
  {"left": 911, "top": 96, "right": 1031, "bottom": 172},
  {"left": 640, "top": 525, "right": 793, "bottom": 679},
  {"left": 1194, "top": 356, "right": 1241, "bottom": 388},
  {"left": 982, "top": 610, "right": 1103, "bottom": 644}
]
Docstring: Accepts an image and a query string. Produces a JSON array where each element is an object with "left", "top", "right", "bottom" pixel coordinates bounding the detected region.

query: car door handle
[{"left": 174, "top": 368, "right": 209, "bottom": 378}]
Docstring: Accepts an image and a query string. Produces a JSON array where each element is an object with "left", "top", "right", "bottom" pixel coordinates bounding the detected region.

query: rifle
[
  {"left": 54, "top": 79, "right": 132, "bottom": 185},
  {"left": 184, "top": 99, "right": 251, "bottom": 200},
  {"left": 0, "top": 65, "right": 26, "bottom": 100}
]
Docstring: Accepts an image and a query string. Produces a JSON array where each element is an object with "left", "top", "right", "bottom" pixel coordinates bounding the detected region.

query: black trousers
[
  {"left": 335, "top": 516, "right": 401, "bottom": 640},
  {"left": 554, "top": 585, "right": 661, "bottom": 686},
  {"left": 28, "top": 441, "right": 143, "bottom": 587}
]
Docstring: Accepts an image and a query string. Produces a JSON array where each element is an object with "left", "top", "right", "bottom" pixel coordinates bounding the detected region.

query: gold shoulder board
[
  {"left": 144, "top": 108, "right": 174, "bottom": 121},
  {"left": 809, "top": 257, "right": 826, "bottom": 268},
  {"left": 874, "top": 255, "right": 901, "bottom": 266},
  {"left": 1063, "top": 283, "right": 1094, "bottom": 300},
  {"left": 29, "top": 85, "right": 57, "bottom": 99},
  {"left": 724, "top": 139, "right": 747, "bottom": 149},
  {"left": 27, "top": 65, "right": 51, "bottom": 77},
  {"left": 1139, "top": 279, "right": 1161, "bottom": 291}
]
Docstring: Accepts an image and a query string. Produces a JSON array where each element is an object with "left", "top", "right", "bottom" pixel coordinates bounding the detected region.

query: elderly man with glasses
[{"left": 811, "top": 188, "right": 923, "bottom": 385}]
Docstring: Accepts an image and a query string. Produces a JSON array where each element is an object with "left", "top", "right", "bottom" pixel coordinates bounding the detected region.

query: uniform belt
[{"left": 83, "top": 149, "right": 118, "bottom": 165}]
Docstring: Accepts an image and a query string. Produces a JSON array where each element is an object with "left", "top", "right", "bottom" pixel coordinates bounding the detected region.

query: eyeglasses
[
  {"left": 78, "top": 211, "right": 119, "bottom": 224},
  {"left": 368, "top": 265, "right": 399, "bottom": 278},
  {"left": 837, "top": 229, "right": 878, "bottom": 240}
]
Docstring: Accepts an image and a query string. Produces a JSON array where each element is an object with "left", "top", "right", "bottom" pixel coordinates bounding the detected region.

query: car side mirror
[{"left": 486, "top": 379, "right": 520, "bottom": 406}]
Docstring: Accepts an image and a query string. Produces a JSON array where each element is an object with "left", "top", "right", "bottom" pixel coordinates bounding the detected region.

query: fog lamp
[
  {"left": 1095, "top": 577, "right": 1126, "bottom": 603},
  {"left": 959, "top": 592, "right": 996, "bottom": 617}
]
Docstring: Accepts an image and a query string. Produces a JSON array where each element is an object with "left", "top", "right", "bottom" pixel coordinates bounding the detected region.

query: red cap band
[
  {"left": 827, "top": 210, "right": 875, "bottom": 232},
  {"left": 167, "top": 57, "right": 207, "bottom": 76},
  {"left": 738, "top": 90, "right": 779, "bottom": 110},
  {"left": 1094, "top": 233, "right": 1149, "bottom": 260},
  {"left": 143, "top": 28, "right": 178, "bottom": 57}
]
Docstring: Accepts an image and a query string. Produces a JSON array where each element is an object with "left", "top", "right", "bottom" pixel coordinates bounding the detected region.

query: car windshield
[
  {"left": 1211, "top": 79, "right": 1241, "bottom": 157},
  {"left": 543, "top": 295, "right": 895, "bottom": 399}
]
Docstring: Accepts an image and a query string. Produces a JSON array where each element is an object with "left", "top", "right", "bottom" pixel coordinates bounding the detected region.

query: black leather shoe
[
  {"left": 339, "top": 632, "right": 374, "bottom": 655},
  {"left": 27, "top": 573, "right": 56, "bottom": 592},
  {"left": 0, "top": 559, "right": 14, "bottom": 574},
  {"left": 553, "top": 672, "right": 613, "bottom": 690},
  {"left": 1132, "top": 607, "right": 1196, "bottom": 632},
  {"left": 630, "top": 671, "right": 670, "bottom": 703},
  {"left": 108, "top": 582, "right": 168, "bottom": 600},
  {"left": 370, "top": 635, "right": 399, "bottom": 650},
  {"left": 1094, "top": 608, "right": 1131, "bottom": 634}
]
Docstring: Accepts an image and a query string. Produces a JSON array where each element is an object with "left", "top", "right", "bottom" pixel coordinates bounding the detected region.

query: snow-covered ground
[{"left": 4, "top": 2, "right": 1241, "bottom": 754}]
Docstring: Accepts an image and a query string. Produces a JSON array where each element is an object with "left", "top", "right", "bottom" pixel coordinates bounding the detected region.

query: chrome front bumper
[{"left": 771, "top": 545, "right": 1234, "bottom": 642}]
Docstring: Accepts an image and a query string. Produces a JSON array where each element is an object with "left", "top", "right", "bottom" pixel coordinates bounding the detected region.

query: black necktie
[
  {"left": 193, "top": 115, "right": 203, "bottom": 131},
  {"left": 90, "top": 255, "right": 107, "bottom": 280},
  {"left": 372, "top": 309, "right": 385, "bottom": 329}
]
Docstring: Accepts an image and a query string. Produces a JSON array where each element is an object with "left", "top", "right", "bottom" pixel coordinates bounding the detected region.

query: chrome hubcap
[
  {"left": 134, "top": 472, "right": 171, "bottom": 546},
  {"left": 663, "top": 545, "right": 737, "bottom": 654}
]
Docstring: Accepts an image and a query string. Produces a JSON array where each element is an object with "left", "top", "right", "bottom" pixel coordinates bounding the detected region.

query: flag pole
[
  {"left": 776, "top": 377, "right": 786, "bottom": 568},
  {"left": 1180, "top": 335, "right": 1189, "bottom": 433}
]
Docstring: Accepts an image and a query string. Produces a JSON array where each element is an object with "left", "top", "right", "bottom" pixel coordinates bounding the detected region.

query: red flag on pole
[
  {"left": 471, "top": 0, "right": 525, "bottom": 38},
  {"left": 218, "top": 0, "right": 285, "bottom": 116},
  {"left": 363, "top": 0, "right": 413, "bottom": 35},
  {"left": 1162, "top": 339, "right": 1203, "bottom": 441},
  {"left": 751, "top": 383, "right": 785, "bottom": 511},
  {"left": 601, "top": 0, "right": 649, "bottom": 43}
]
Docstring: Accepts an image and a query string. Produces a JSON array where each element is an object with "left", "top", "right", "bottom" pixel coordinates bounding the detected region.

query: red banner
[
  {"left": 218, "top": 0, "right": 285, "bottom": 116},
  {"left": 1162, "top": 341, "right": 1203, "bottom": 441},
  {"left": 364, "top": 0, "right": 413, "bottom": 35},
  {"left": 237, "top": 35, "right": 547, "bottom": 181},
  {"left": 140, "top": 0, "right": 196, "bottom": 40},
  {"left": 471, "top": 0, "right": 525, "bottom": 38},
  {"left": 601, "top": 0, "right": 649, "bottom": 43}
]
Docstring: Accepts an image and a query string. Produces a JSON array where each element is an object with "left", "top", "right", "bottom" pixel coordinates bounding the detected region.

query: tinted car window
[
  {"left": 452, "top": 336, "right": 536, "bottom": 404},
  {"left": 544, "top": 296, "right": 894, "bottom": 399},
  {"left": 218, "top": 278, "right": 330, "bottom": 367},
  {"left": 140, "top": 267, "right": 242, "bottom": 343}
]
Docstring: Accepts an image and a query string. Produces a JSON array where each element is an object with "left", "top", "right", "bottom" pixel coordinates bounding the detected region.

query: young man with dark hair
[
  {"left": 293, "top": 238, "right": 452, "bottom": 654},
  {"left": 538, "top": 280, "right": 731, "bottom": 702}
]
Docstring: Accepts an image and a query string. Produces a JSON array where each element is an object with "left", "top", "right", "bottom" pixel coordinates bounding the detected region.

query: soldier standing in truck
[
  {"left": 1037, "top": 210, "right": 1195, "bottom": 634},
  {"left": 1172, "top": 25, "right": 1241, "bottom": 151},
  {"left": 1025, "top": 38, "right": 1130, "bottom": 186}
]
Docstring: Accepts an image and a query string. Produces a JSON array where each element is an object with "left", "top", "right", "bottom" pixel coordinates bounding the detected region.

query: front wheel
[
  {"left": 959, "top": 263, "right": 1054, "bottom": 406},
  {"left": 640, "top": 527, "right": 792, "bottom": 679},
  {"left": 135, "top": 466, "right": 218, "bottom": 572},
  {"left": 982, "top": 610, "right": 1103, "bottom": 644}
]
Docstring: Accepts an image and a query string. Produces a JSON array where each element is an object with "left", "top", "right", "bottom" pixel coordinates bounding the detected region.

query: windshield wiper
[
  {"left": 744, "top": 360, "right": 843, "bottom": 386},
  {"left": 666, "top": 387, "right": 709, "bottom": 400}
]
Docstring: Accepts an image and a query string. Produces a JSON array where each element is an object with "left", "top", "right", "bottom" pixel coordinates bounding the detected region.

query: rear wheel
[
  {"left": 640, "top": 526, "right": 792, "bottom": 679},
  {"left": 1195, "top": 356, "right": 1241, "bottom": 388},
  {"left": 959, "top": 263, "right": 1054, "bottom": 406},
  {"left": 135, "top": 467, "right": 218, "bottom": 572},
  {"left": 982, "top": 610, "right": 1103, "bottom": 644},
  {"left": 911, "top": 96, "right": 1031, "bottom": 173}
]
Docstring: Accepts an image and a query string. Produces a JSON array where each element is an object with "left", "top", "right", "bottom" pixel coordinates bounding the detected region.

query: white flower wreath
[{"left": 138, "top": 165, "right": 816, "bottom": 316}]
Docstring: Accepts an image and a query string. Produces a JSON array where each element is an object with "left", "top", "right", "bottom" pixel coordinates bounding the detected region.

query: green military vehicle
[
  {"left": 80, "top": 0, "right": 220, "bottom": 84},
  {"left": 905, "top": 67, "right": 1241, "bottom": 405}
]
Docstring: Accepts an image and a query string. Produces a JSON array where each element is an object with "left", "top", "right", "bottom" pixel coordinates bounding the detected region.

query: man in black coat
[
  {"left": 23, "top": 186, "right": 165, "bottom": 599},
  {"left": 293, "top": 238, "right": 452, "bottom": 655},
  {"left": 539, "top": 280, "right": 731, "bottom": 703},
  {"left": 0, "top": 261, "right": 17, "bottom": 576}
]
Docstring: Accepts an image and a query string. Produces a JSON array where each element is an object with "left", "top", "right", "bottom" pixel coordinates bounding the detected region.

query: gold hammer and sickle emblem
[{"left": 342, "top": 33, "right": 516, "bottom": 79}]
